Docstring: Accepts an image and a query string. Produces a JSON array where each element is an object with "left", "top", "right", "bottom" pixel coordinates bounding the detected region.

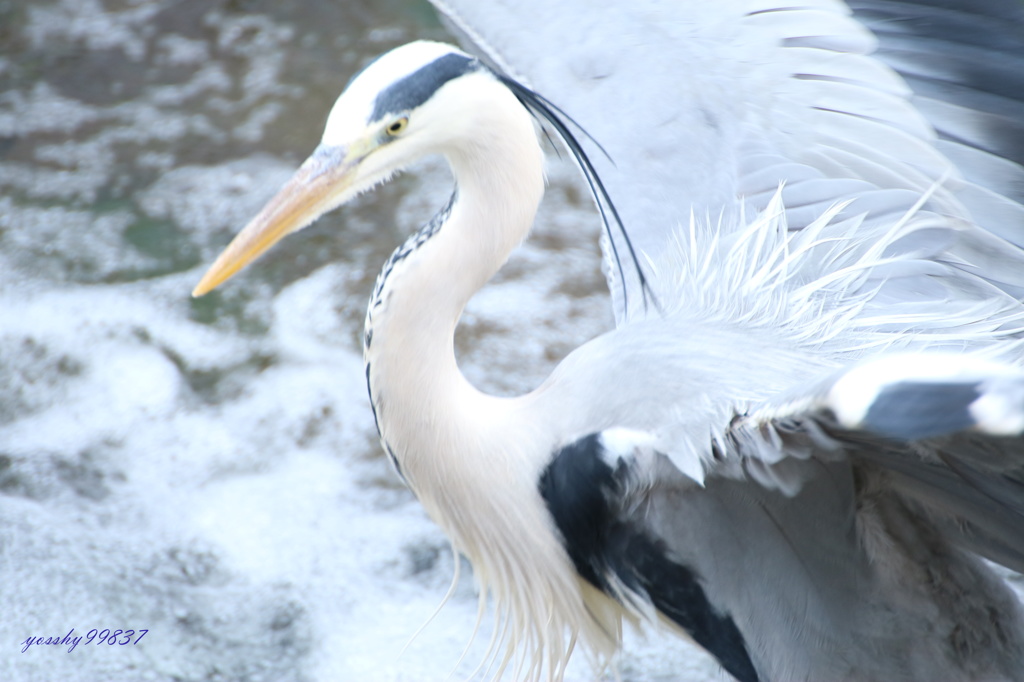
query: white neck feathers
[
  {"left": 361, "top": 75, "right": 622, "bottom": 678},
  {"left": 364, "top": 76, "right": 545, "bottom": 485}
]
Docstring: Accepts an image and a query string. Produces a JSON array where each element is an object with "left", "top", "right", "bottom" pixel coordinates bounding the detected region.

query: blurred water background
[{"left": 0, "top": 0, "right": 719, "bottom": 680}]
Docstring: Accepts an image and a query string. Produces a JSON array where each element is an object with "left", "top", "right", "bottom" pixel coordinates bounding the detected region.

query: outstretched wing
[
  {"left": 429, "top": 0, "right": 1024, "bottom": 323},
  {"left": 542, "top": 353, "right": 1024, "bottom": 679},
  {"left": 727, "top": 351, "right": 1024, "bottom": 571}
]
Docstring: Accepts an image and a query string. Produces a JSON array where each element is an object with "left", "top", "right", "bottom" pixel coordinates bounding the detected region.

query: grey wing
[
  {"left": 429, "top": 0, "right": 1024, "bottom": 325},
  {"left": 543, "top": 353, "right": 1024, "bottom": 680},
  {"left": 729, "top": 351, "right": 1024, "bottom": 571}
]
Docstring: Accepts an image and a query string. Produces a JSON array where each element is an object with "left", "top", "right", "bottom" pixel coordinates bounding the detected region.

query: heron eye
[{"left": 386, "top": 117, "right": 409, "bottom": 136}]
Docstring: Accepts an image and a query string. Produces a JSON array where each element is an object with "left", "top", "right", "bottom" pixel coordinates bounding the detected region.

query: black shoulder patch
[
  {"left": 863, "top": 381, "right": 981, "bottom": 440},
  {"left": 539, "top": 433, "right": 616, "bottom": 590},
  {"left": 540, "top": 434, "right": 759, "bottom": 682},
  {"left": 370, "top": 53, "right": 479, "bottom": 122}
]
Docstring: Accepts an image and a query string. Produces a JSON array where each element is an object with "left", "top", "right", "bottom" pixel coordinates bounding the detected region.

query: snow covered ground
[{"left": 0, "top": 1, "right": 724, "bottom": 680}]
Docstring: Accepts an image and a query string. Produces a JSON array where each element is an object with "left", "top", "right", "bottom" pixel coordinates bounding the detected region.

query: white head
[
  {"left": 317, "top": 40, "right": 493, "bottom": 198},
  {"left": 193, "top": 40, "right": 529, "bottom": 296},
  {"left": 322, "top": 40, "right": 476, "bottom": 145}
]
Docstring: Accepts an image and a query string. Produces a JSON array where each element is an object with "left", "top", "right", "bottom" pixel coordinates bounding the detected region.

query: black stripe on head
[
  {"left": 370, "top": 53, "right": 479, "bottom": 122},
  {"left": 540, "top": 434, "right": 759, "bottom": 682}
]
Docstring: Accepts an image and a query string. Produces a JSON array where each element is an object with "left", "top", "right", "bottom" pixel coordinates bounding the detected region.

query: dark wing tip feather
[{"left": 742, "top": 355, "right": 1024, "bottom": 572}]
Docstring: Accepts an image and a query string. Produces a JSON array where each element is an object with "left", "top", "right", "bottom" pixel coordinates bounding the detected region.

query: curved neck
[
  {"left": 361, "top": 87, "right": 624, "bottom": 671},
  {"left": 363, "top": 98, "right": 545, "bottom": 491}
]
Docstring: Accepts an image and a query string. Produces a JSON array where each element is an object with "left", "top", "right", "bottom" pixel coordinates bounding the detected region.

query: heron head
[{"left": 192, "top": 41, "right": 500, "bottom": 296}]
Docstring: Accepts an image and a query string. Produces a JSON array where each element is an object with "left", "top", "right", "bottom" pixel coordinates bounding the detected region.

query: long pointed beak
[{"left": 192, "top": 145, "right": 356, "bottom": 297}]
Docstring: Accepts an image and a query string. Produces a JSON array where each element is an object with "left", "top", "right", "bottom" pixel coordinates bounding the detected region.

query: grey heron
[{"left": 193, "top": 2, "right": 1024, "bottom": 680}]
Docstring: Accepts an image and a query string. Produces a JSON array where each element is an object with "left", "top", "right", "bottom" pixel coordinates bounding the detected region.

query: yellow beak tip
[
  {"left": 189, "top": 144, "right": 352, "bottom": 301},
  {"left": 191, "top": 277, "right": 216, "bottom": 298}
]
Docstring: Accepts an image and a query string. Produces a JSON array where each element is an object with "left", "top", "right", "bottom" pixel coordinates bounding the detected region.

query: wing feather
[
  {"left": 729, "top": 352, "right": 1024, "bottom": 571},
  {"left": 430, "top": 0, "right": 1024, "bottom": 324}
]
